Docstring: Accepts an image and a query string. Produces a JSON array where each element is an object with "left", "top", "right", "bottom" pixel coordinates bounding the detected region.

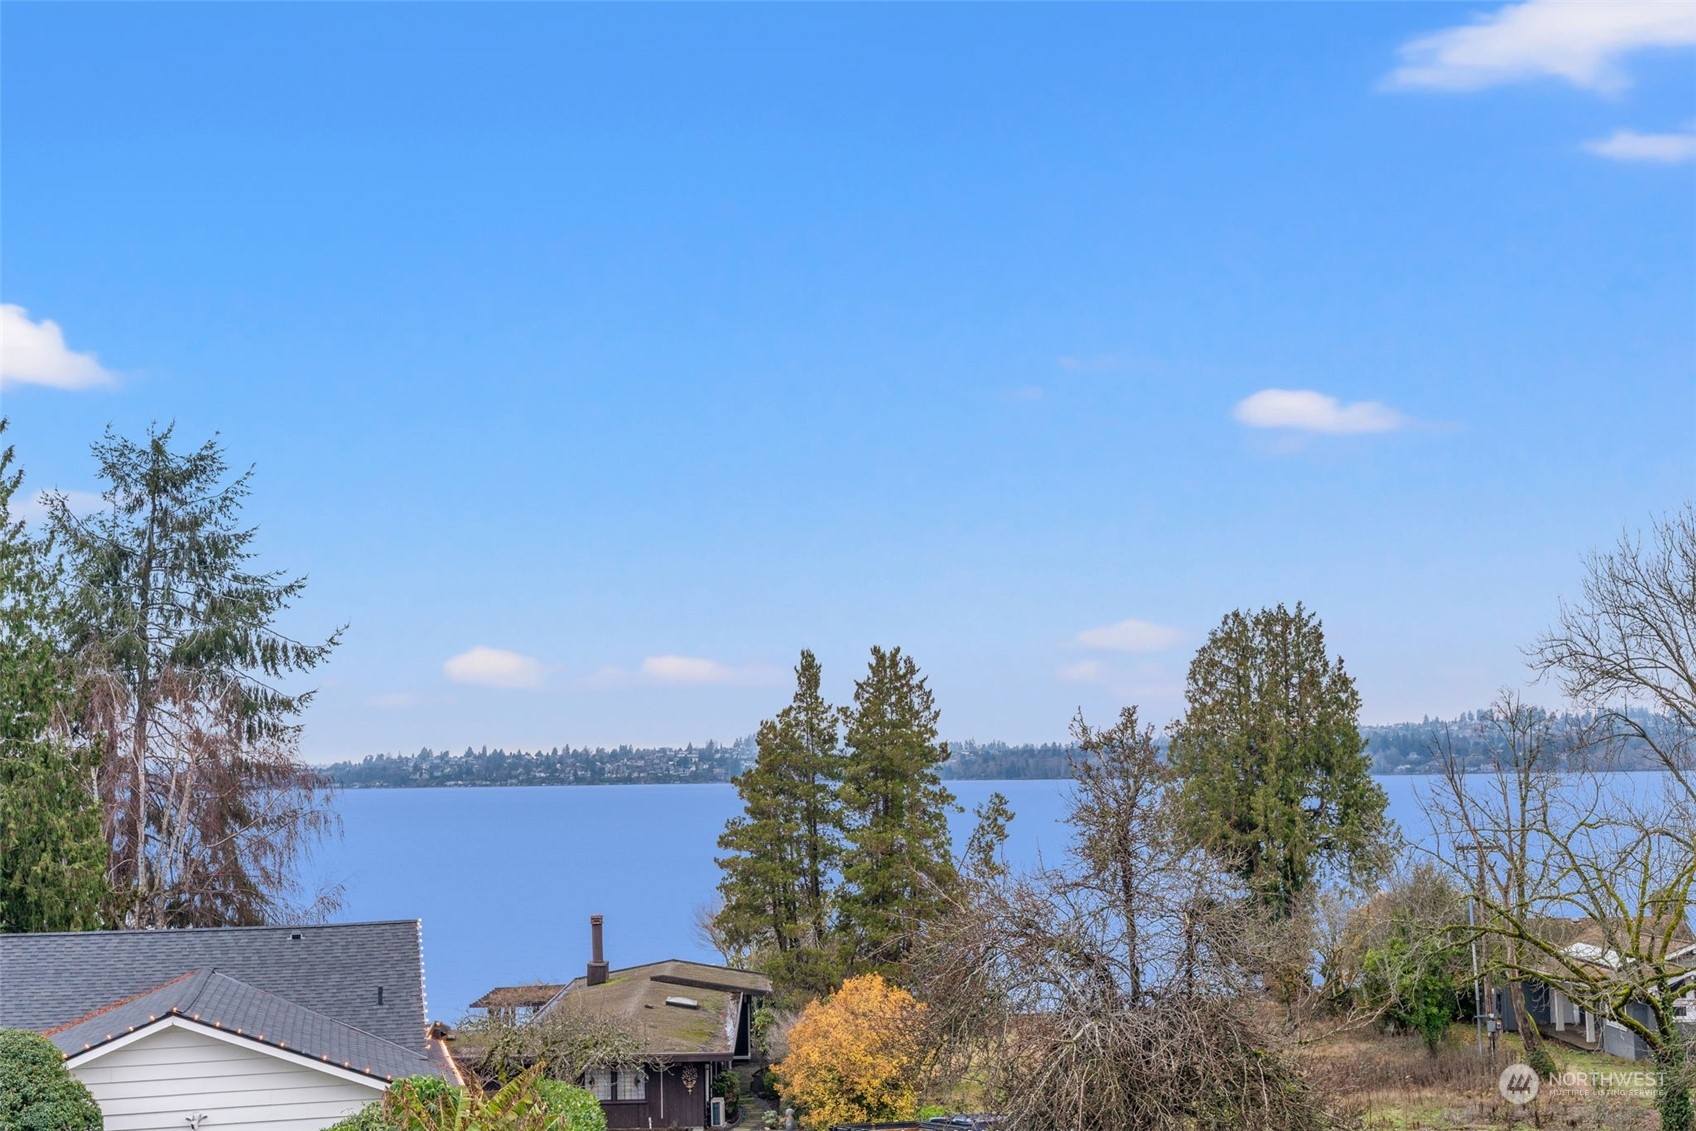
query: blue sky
[{"left": 4, "top": 2, "right": 1693, "bottom": 759}]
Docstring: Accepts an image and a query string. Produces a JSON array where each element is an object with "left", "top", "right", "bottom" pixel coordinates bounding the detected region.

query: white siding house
[
  {"left": 70, "top": 1020, "right": 384, "bottom": 1131},
  {"left": 1, "top": 922, "right": 458, "bottom": 1131}
]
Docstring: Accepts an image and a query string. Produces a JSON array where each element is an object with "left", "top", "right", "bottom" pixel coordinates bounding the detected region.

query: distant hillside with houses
[{"left": 318, "top": 711, "right": 1674, "bottom": 787}]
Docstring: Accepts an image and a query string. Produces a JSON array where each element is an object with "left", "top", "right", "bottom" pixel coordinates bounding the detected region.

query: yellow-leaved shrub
[{"left": 773, "top": 973, "right": 927, "bottom": 1130}]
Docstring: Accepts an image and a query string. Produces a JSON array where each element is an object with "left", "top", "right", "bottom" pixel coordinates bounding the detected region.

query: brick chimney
[{"left": 587, "top": 914, "right": 609, "bottom": 986}]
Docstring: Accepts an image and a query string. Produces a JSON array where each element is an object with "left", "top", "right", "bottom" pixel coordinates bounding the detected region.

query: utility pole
[{"left": 1457, "top": 840, "right": 1495, "bottom": 1056}]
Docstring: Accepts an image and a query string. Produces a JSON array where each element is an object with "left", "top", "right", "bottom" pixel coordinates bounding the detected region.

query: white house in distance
[{"left": 0, "top": 920, "right": 459, "bottom": 1131}]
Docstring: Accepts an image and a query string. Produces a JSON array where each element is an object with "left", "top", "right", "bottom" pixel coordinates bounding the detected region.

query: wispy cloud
[
  {"left": 1057, "top": 353, "right": 1122, "bottom": 374},
  {"left": 442, "top": 646, "right": 544, "bottom": 689},
  {"left": 1386, "top": 0, "right": 1696, "bottom": 94},
  {"left": 1057, "top": 659, "right": 1106, "bottom": 684},
  {"left": 588, "top": 655, "right": 785, "bottom": 689},
  {"left": 1054, "top": 657, "right": 1185, "bottom": 704},
  {"left": 1233, "top": 389, "right": 1409, "bottom": 436},
  {"left": 1584, "top": 123, "right": 1696, "bottom": 163},
  {"left": 0, "top": 305, "right": 118, "bottom": 390},
  {"left": 643, "top": 655, "right": 733, "bottom": 684},
  {"left": 365, "top": 692, "right": 426, "bottom": 709},
  {"left": 1075, "top": 617, "right": 1181, "bottom": 653},
  {"left": 13, "top": 488, "right": 104, "bottom": 526}
]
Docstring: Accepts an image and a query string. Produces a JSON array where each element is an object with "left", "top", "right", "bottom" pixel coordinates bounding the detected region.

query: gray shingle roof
[
  {"left": 45, "top": 968, "right": 446, "bottom": 1083},
  {"left": 0, "top": 920, "right": 434, "bottom": 1057}
]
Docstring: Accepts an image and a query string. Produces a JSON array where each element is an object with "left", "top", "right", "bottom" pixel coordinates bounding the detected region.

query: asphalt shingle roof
[
  {"left": 44, "top": 968, "right": 446, "bottom": 1083},
  {"left": 0, "top": 920, "right": 435, "bottom": 1056}
]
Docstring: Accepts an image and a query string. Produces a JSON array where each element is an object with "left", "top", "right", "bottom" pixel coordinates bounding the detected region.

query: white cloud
[
  {"left": 587, "top": 655, "right": 786, "bottom": 689},
  {"left": 442, "top": 646, "right": 543, "bottom": 689},
  {"left": 642, "top": 655, "right": 734, "bottom": 684},
  {"left": 1057, "top": 660, "right": 1106, "bottom": 684},
  {"left": 0, "top": 305, "right": 118, "bottom": 390},
  {"left": 1075, "top": 617, "right": 1181, "bottom": 653},
  {"left": 1233, "top": 389, "right": 1409, "bottom": 435},
  {"left": 1387, "top": 1, "right": 1696, "bottom": 94},
  {"left": 1584, "top": 123, "right": 1696, "bottom": 163}
]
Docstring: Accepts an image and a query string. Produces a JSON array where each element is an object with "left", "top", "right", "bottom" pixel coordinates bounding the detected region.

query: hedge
[{"left": 0, "top": 1028, "right": 103, "bottom": 1131}]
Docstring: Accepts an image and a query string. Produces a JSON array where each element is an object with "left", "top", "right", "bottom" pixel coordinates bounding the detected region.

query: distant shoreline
[
  {"left": 317, "top": 714, "right": 1670, "bottom": 789},
  {"left": 323, "top": 767, "right": 1671, "bottom": 789}
]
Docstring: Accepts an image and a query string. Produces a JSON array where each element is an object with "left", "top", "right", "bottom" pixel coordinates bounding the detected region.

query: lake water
[{"left": 305, "top": 777, "right": 1440, "bottom": 1024}]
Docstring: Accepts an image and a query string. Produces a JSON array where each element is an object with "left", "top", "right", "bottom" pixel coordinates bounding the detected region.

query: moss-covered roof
[
  {"left": 542, "top": 960, "right": 771, "bottom": 1058},
  {"left": 469, "top": 983, "right": 567, "bottom": 1011}
]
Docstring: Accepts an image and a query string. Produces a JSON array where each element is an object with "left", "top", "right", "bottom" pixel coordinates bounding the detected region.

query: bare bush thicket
[
  {"left": 449, "top": 999, "right": 648, "bottom": 1088},
  {"left": 914, "top": 707, "right": 1337, "bottom": 1131}
]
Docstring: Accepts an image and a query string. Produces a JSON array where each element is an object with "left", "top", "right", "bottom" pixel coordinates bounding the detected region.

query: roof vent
[
  {"left": 664, "top": 996, "right": 700, "bottom": 1010},
  {"left": 289, "top": 932, "right": 303, "bottom": 941}
]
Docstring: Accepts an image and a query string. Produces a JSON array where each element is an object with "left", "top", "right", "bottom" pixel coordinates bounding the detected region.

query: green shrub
[
  {"left": 326, "top": 1073, "right": 603, "bottom": 1131},
  {"left": 392, "top": 1077, "right": 456, "bottom": 1107},
  {"left": 751, "top": 1003, "right": 777, "bottom": 1058},
  {"left": 536, "top": 1081, "right": 606, "bottom": 1131},
  {"left": 323, "top": 1102, "right": 388, "bottom": 1131},
  {"left": 710, "top": 1067, "right": 741, "bottom": 1119},
  {"left": 1524, "top": 1043, "right": 1558, "bottom": 1082},
  {"left": 0, "top": 1028, "right": 103, "bottom": 1131},
  {"left": 917, "top": 1104, "right": 948, "bottom": 1121},
  {"left": 325, "top": 1076, "right": 458, "bottom": 1131}
]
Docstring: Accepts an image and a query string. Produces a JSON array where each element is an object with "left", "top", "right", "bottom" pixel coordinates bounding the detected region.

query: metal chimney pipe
[{"left": 587, "top": 914, "right": 609, "bottom": 986}]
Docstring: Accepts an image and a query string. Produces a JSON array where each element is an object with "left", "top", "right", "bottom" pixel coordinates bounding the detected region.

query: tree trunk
[
  {"left": 1655, "top": 1037, "right": 1694, "bottom": 1131},
  {"left": 1504, "top": 979, "right": 1544, "bottom": 1055}
]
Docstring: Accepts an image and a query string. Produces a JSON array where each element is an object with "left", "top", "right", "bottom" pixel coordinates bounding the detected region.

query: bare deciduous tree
[
  {"left": 1420, "top": 691, "right": 1568, "bottom": 1062},
  {"left": 451, "top": 1001, "right": 650, "bottom": 1089},
  {"left": 1531, "top": 506, "right": 1696, "bottom": 1131},
  {"left": 1532, "top": 502, "right": 1696, "bottom": 784},
  {"left": 913, "top": 707, "right": 1336, "bottom": 1131},
  {"left": 1415, "top": 508, "right": 1696, "bottom": 1130}
]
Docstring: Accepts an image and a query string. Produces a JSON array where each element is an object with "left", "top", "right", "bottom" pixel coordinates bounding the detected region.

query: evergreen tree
[
  {"left": 50, "top": 425, "right": 343, "bottom": 927},
  {"left": 1169, "top": 603, "right": 1390, "bottom": 916},
  {"left": 714, "top": 650, "right": 845, "bottom": 992},
  {"left": 838, "top": 646, "right": 958, "bottom": 976},
  {"left": 962, "top": 790, "right": 1014, "bottom": 881},
  {"left": 0, "top": 427, "right": 107, "bottom": 932}
]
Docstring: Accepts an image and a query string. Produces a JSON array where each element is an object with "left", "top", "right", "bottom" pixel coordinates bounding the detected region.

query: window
[{"left": 584, "top": 1068, "right": 645, "bottom": 1102}]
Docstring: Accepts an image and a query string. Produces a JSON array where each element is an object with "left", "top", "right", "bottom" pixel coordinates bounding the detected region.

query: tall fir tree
[
  {"left": 1169, "top": 603, "right": 1390, "bottom": 916},
  {"left": 0, "top": 426, "right": 108, "bottom": 932},
  {"left": 838, "top": 645, "right": 958, "bottom": 977},
  {"left": 51, "top": 425, "right": 343, "bottom": 927},
  {"left": 714, "top": 649, "right": 845, "bottom": 993}
]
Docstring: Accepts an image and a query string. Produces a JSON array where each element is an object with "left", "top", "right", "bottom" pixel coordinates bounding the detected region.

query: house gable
[
  {"left": 0, "top": 920, "right": 431, "bottom": 1051},
  {"left": 68, "top": 1019, "right": 384, "bottom": 1131}
]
